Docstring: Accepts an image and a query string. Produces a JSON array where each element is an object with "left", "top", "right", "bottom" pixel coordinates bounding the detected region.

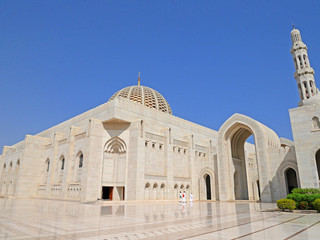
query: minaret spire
[
  {"left": 290, "top": 27, "right": 319, "bottom": 106},
  {"left": 138, "top": 72, "right": 141, "bottom": 86}
]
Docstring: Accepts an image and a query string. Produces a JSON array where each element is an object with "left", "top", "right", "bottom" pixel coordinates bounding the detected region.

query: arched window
[
  {"left": 61, "top": 157, "right": 65, "bottom": 170},
  {"left": 310, "top": 81, "right": 314, "bottom": 96},
  {"left": 174, "top": 184, "right": 178, "bottom": 189},
  {"left": 303, "top": 55, "right": 308, "bottom": 67},
  {"left": 145, "top": 183, "right": 150, "bottom": 189},
  {"left": 298, "top": 55, "right": 303, "bottom": 69},
  {"left": 153, "top": 183, "right": 158, "bottom": 188},
  {"left": 303, "top": 81, "right": 309, "bottom": 98},
  {"left": 160, "top": 183, "right": 165, "bottom": 189},
  {"left": 79, "top": 154, "right": 83, "bottom": 168},
  {"left": 312, "top": 117, "right": 320, "bottom": 130}
]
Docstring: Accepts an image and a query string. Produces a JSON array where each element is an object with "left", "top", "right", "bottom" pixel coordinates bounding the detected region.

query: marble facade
[{"left": 0, "top": 28, "right": 319, "bottom": 203}]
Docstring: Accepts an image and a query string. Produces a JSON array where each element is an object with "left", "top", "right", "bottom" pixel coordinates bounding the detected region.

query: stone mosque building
[{"left": 0, "top": 28, "right": 320, "bottom": 203}]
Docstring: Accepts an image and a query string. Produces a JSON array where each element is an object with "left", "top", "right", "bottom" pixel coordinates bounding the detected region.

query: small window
[
  {"left": 79, "top": 154, "right": 83, "bottom": 168},
  {"left": 145, "top": 141, "right": 148, "bottom": 147},
  {"left": 152, "top": 143, "right": 155, "bottom": 149},
  {"left": 313, "top": 116, "right": 320, "bottom": 129},
  {"left": 184, "top": 149, "right": 187, "bottom": 154}
]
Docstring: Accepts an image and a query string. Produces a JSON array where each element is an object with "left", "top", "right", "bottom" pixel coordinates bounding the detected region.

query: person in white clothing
[
  {"left": 183, "top": 191, "right": 186, "bottom": 203},
  {"left": 179, "top": 191, "right": 182, "bottom": 203},
  {"left": 190, "top": 192, "right": 193, "bottom": 202}
]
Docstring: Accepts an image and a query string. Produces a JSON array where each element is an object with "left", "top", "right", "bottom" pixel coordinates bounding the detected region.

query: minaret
[{"left": 290, "top": 27, "right": 319, "bottom": 106}]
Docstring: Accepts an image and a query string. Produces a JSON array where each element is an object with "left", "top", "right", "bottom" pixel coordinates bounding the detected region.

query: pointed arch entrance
[
  {"left": 102, "top": 137, "right": 127, "bottom": 201},
  {"left": 285, "top": 168, "right": 298, "bottom": 194},
  {"left": 199, "top": 169, "right": 215, "bottom": 200},
  {"left": 217, "top": 114, "right": 280, "bottom": 202}
]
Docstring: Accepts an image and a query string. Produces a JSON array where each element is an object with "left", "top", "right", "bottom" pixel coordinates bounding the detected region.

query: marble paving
[{"left": 0, "top": 198, "right": 319, "bottom": 239}]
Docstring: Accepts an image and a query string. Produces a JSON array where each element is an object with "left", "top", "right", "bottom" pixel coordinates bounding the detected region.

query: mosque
[{"left": 0, "top": 28, "right": 320, "bottom": 203}]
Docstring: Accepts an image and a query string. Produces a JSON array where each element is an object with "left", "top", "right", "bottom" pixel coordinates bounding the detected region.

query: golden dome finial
[{"left": 138, "top": 72, "right": 141, "bottom": 86}]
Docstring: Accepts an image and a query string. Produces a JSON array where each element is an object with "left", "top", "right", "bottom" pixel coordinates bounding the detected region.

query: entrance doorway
[
  {"left": 205, "top": 175, "right": 211, "bottom": 200},
  {"left": 102, "top": 186, "right": 113, "bottom": 200},
  {"left": 285, "top": 168, "right": 298, "bottom": 194},
  {"left": 316, "top": 150, "right": 320, "bottom": 182},
  {"left": 256, "top": 180, "right": 261, "bottom": 200}
]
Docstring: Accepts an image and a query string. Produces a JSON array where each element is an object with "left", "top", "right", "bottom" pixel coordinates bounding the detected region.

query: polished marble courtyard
[{"left": 0, "top": 199, "right": 320, "bottom": 240}]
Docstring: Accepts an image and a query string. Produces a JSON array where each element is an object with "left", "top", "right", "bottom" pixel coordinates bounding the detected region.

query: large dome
[{"left": 108, "top": 85, "right": 172, "bottom": 114}]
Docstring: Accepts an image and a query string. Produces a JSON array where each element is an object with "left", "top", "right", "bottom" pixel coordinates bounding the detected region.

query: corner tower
[
  {"left": 289, "top": 27, "right": 320, "bottom": 189},
  {"left": 290, "top": 27, "right": 320, "bottom": 106}
]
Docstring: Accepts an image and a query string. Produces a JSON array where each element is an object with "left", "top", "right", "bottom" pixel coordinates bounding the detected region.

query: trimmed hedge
[
  {"left": 291, "top": 188, "right": 320, "bottom": 194},
  {"left": 286, "top": 193, "right": 320, "bottom": 209},
  {"left": 277, "top": 199, "right": 296, "bottom": 211},
  {"left": 313, "top": 199, "right": 320, "bottom": 212}
]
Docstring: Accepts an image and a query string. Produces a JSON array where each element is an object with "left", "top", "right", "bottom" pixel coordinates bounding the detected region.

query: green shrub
[
  {"left": 298, "top": 201, "right": 310, "bottom": 210},
  {"left": 313, "top": 199, "right": 320, "bottom": 212},
  {"left": 277, "top": 199, "right": 296, "bottom": 211},
  {"left": 291, "top": 188, "right": 320, "bottom": 194},
  {"left": 286, "top": 193, "right": 320, "bottom": 209}
]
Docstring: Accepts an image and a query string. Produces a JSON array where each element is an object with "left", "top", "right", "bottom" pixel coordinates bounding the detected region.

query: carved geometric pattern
[{"left": 108, "top": 85, "right": 172, "bottom": 114}]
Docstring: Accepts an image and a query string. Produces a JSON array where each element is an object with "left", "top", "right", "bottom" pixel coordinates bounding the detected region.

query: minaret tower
[{"left": 290, "top": 27, "right": 319, "bottom": 106}]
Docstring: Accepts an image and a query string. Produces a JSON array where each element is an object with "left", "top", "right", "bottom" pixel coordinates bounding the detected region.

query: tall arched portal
[
  {"left": 285, "top": 168, "right": 298, "bottom": 194},
  {"left": 218, "top": 114, "right": 278, "bottom": 202}
]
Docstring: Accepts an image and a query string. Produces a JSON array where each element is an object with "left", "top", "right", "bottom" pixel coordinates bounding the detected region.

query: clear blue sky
[{"left": 1, "top": 0, "right": 320, "bottom": 150}]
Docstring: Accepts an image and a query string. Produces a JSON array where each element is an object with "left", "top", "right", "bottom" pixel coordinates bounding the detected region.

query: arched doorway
[
  {"left": 103, "top": 137, "right": 127, "bottom": 201},
  {"left": 316, "top": 149, "right": 320, "bottom": 183},
  {"left": 199, "top": 170, "right": 215, "bottom": 200},
  {"left": 256, "top": 180, "right": 261, "bottom": 200},
  {"left": 205, "top": 175, "right": 211, "bottom": 200},
  {"left": 285, "top": 168, "right": 298, "bottom": 194},
  {"left": 218, "top": 114, "right": 277, "bottom": 202}
]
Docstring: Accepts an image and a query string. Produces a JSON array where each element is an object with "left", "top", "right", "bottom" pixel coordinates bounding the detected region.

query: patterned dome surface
[{"left": 108, "top": 85, "right": 172, "bottom": 114}]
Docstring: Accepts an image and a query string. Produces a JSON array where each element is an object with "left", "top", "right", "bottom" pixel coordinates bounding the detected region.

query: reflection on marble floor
[{"left": 0, "top": 199, "right": 319, "bottom": 239}]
